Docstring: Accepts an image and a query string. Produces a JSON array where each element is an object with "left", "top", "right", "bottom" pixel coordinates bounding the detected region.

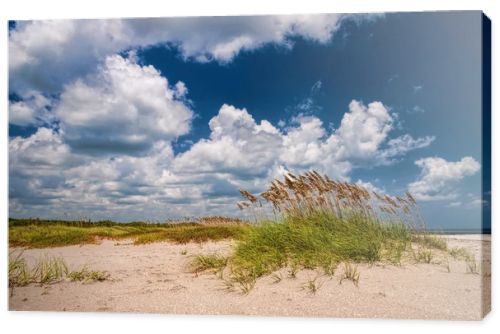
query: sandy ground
[{"left": 9, "top": 235, "right": 491, "bottom": 320}]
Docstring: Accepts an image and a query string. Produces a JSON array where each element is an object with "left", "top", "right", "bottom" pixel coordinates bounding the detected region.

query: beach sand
[{"left": 9, "top": 235, "right": 491, "bottom": 320}]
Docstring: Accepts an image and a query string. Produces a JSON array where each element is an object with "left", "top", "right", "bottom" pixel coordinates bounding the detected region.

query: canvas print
[{"left": 8, "top": 11, "right": 491, "bottom": 320}]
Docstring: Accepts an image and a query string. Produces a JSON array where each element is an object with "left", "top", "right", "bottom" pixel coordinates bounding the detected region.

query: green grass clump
[
  {"left": 8, "top": 253, "right": 110, "bottom": 296},
  {"left": 229, "top": 211, "right": 411, "bottom": 281},
  {"left": 9, "top": 254, "right": 69, "bottom": 294},
  {"left": 413, "top": 248, "right": 433, "bottom": 264},
  {"left": 321, "top": 259, "right": 338, "bottom": 277},
  {"left": 302, "top": 275, "right": 325, "bottom": 294},
  {"left": 31, "top": 256, "right": 69, "bottom": 284},
  {"left": 67, "top": 267, "right": 110, "bottom": 282},
  {"left": 8, "top": 252, "right": 32, "bottom": 294},
  {"left": 339, "top": 262, "right": 360, "bottom": 286},
  {"left": 189, "top": 254, "right": 228, "bottom": 274},
  {"left": 222, "top": 269, "right": 256, "bottom": 294}
]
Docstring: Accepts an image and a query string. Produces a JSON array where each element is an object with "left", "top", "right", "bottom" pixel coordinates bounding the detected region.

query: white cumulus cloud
[
  {"left": 355, "top": 179, "right": 386, "bottom": 194},
  {"left": 55, "top": 55, "right": 194, "bottom": 155},
  {"left": 408, "top": 156, "right": 480, "bottom": 201},
  {"left": 173, "top": 104, "right": 283, "bottom": 178},
  {"left": 9, "top": 127, "right": 73, "bottom": 170},
  {"left": 333, "top": 100, "right": 394, "bottom": 160},
  {"left": 9, "top": 128, "right": 77, "bottom": 208},
  {"left": 8, "top": 14, "right": 382, "bottom": 95},
  {"left": 9, "top": 98, "right": 433, "bottom": 220},
  {"left": 9, "top": 91, "right": 53, "bottom": 126},
  {"left": 174, "top": 100, "right": 433, "bottom": 182}
]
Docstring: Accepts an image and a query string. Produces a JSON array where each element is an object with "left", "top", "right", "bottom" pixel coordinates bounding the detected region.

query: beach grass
[
  {"left": 448, "top": 246, "right": 472, "bottom": 260},
  {"left": 10, "top": 171, "right": 453, "bottom": 295},
  {"left": 134, "top": 224, "right": 248, "bottom": 245},
  {"left": 227, "top": 211, "right": 412, "bottom": 283},
  {"left": 189, "top": 254, "right": 228, "bottom": 274},
  {"left": 8, "top": 252, "right": 32, "bottom": 289},
  {"left": 302, "top": 275, "right": 325, "bottom": 294},
  {"left": 339, "top": 262, "right": 360, "bottom": 286},
  {"left": 222, "top": 171, "right": 447, "bottom": 292},
  {"left": 412, "top": 233, "right": 448, "bottom": 251},
  {"left": 9, "top": 218, "right": 248, "bottom": 248},
  {"left": 31, "top": 256, "right": 69, "bottom": 284},
  {"left": 413, "top": 248, "right": 433, "bottom": 264},
  {"left": 67, "top": 267, "right": 110, "bottom": 282},
  {"left": 8, "top": 252, "right": 109, "bottom": 296}
]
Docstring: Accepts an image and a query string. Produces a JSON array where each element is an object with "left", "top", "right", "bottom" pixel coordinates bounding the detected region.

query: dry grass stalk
[{"left": 238, "top": 170, "right": 422, "bottom": 228}]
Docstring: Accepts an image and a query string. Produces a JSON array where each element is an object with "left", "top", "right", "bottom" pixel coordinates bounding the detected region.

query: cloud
[
  {"left": 9, "top": 99, "right": 433, "bottom": 220},
  {"left": 378, "top": 134, "right": 435, "bottom": 163},
  {"left": 175, "top": 100, "right": 433, "bottom": 181},
  {"left": 9, "top": 128, "right": 77, "bottom": 207},
  {"left": 9, "top": 14, "right": 367, "bottom": 94},
  {"left": 62, "top": 142, "right": 176, "bottom": 201},
  {"left": 467, "top": 198, "right": 487, "bottom": 209},
  {"left": 310, "top": 80, "right": 322, "bottom": 93},
  {"left": 387, "top": 74, "right": 399, "bottom": 83},
  {"left": 9, "top": 20, "right": 132, "bottom": 94},
  {"left": 9, "top": 55, "right": 197, "bottom": 216},
  {"left": 446, "top": 197, "right": 487, "bottom": 209},
  {"left": 9, "top": 90, "right": 53, "bottom": 126},
  {"left": 173, "top": 104, "right": 283, "bottom": 178},
  {"left": 9, "top": 101, "right": 36, "bottom": 127},
  {"left": 281, "top": 115, "right": 327, "bottom": 166},
  {"left": 408, "top": 156, "right": 480, "bottom": 201},
  {"left": 407, "top": 105, "right": 425, "bottom": 114},
  {"left": 333, "top": 100, "right": 393, "bottom": 160},
  {"left": 355, "top": 179, "right": 385, "bottom": 194},
  {"left": 8, "top": 129, "right": 199, "bottom": 219},
  {"left": 286, "top": 80, "right": 324, "bottom": 116},
  {"left": 55, "top": 55, "right": 194, "bottom": 155},
  {"left": 413, "top": 85, "right": 423, "bottom": 94},
  {"left": 9, "top": 127, "right": 74, "bottom": 170}
]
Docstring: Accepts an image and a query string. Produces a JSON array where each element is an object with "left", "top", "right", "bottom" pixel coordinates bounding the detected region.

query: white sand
[{"left": 9, "top": 235, "right": 491, "bottom": 320}]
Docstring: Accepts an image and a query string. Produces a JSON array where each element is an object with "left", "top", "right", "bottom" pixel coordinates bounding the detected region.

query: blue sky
[{"left": 8, "top": 11, "right": 488, "bottom": 230}]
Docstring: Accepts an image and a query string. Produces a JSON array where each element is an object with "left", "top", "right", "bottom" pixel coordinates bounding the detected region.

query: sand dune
[{"left": 9, "top": 235, "right": 491, "bottom": 320}]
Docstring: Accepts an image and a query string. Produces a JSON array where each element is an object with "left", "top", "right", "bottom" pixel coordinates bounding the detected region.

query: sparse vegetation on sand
[
  {"left": 206, "top": 171, "right": 449, "bottom": 293},
  {"left": 339, "top": 262, "right": 360, "bottom": 286},
  {"left": 134, "top": 224, "right": 248, "bottom": 245},
  {"left": 412, "top": 234, "right": 447, "bottom": 251},
  {"left": 9, "top": 218, "right": 248, "bottom": 248},
  {"left": 413, "top": 248, "right": 433, "bottom": 264},
  {"left": 189, "top": 254, "right": 228, "bottom": 275},
  {"left": 302, "top": 275, "right": 325, "bottom": 294},
  {"left": 67, "top": 267, "right": 110, "bottom": 282},
  {"left": 10, "top": 171, "right": 458, "bottom": 295},
  {"left": 8, "top": 252, "right": 109, "bottom": 296}
]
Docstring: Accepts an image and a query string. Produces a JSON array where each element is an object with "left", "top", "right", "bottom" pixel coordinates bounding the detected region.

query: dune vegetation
[
  {"left": 8, "top": 251, "right": 109, "bottom": 296},
  {"left": 9, "top": 171, "right": 458, "bottom": 294},
  {"left": 190, "top": 171, "right": 452, "bottom": 293},
  {"left": 9, "top": 217, "right": 249, "bottom": 248}
]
